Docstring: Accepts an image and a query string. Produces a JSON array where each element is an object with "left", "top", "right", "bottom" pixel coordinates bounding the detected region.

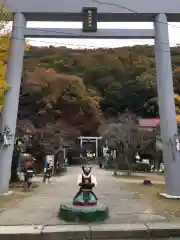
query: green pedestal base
[{"left": 58, "top": 203, "right": 109, "bottom": 222}]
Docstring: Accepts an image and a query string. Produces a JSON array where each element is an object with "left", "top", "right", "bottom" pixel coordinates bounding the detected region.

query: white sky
[{"left": 9, "top": 21, "right": 180, "bottom": 49}]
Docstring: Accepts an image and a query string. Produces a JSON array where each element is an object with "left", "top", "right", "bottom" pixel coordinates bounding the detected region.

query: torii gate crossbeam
[
  {"left": 0, "top": 0, "right": 180, "bottom": 198},
  {"left": 24, "top": 28, "right": 155, "bottom": 39}
]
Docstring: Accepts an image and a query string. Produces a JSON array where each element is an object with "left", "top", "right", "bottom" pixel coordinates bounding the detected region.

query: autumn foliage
[
  {"left": 0, "top": 33, "right": 30, "bottom": 112},
  {"left": 0, "top": 33, "right": 10, "bottom": 111},
  {"left": 1, "top": 41, "right": 180, "bottom": 151}
]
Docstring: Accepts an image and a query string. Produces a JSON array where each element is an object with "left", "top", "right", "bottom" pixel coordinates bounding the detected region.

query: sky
[{"left": 9, "top": 21, "right": 180, "bottom": 49}]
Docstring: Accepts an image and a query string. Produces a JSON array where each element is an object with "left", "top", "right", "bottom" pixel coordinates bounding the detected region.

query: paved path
[{"left": 0, "top": 166, "right": 166, "bottom": 225}]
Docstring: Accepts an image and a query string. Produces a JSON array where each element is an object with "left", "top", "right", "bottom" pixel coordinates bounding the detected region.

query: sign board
[{"left": 82, "top": 7, "right": 97, "bottom": 32}]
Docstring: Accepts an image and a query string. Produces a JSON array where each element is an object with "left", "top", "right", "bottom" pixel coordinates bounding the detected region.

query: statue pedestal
[{"left": 58, "top": 203, "right": 109, "bottom": 222}]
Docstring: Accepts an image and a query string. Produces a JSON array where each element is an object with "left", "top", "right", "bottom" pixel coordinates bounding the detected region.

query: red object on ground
[{"left": 143, "top": 177, "right": 152, "bottom": 185}]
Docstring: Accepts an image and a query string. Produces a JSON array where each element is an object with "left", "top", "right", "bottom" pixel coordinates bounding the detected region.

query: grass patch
[
  {"left": 120, "top": 174, "right": 147, "bottom": 180},
  {"left": 126, "top": 180, "right": 180, "bottom": 221},
  {"left": 0, "top": 192, "right": 28, "bottom": 211},
  {"left": 9, "top": 181, "right": 39, "bottom": 190},
  {"left": 0, "top": 182, "right": 39, "bottom": 212},
  {"left": 117, "top": 171, "right": 165, "bottom": 183}
]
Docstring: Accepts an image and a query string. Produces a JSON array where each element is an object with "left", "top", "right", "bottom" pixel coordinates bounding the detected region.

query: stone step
[{"left": 0, "top": 222, "right": 180, "bottom": 239}]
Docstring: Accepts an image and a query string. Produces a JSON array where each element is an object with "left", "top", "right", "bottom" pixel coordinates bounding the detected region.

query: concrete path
[{"left": 0, "top": 166, "right": 166, "bottom": 225}]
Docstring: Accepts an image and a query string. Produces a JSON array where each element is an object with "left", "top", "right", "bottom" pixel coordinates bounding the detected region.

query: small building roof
[{"left": 138, "top": 118, "right": 160, "bottom": 127}]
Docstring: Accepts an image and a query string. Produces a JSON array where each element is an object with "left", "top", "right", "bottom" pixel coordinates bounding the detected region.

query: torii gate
[
  {"left": 78, "top": 136, "right": 102, "bottom": 158},
  {"left": 1, "top": 0, "right": 180, "bottom": 197}
]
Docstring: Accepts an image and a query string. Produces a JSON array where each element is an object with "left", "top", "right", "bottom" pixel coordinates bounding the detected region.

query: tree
[
  {"left": 143, "top": 94, "right": 180, "bottom": 121},
  {"left": 0, "top": 33, "right": 11, "bottom": 112},
  {"left": 173, "top": 66, "right": 180, "bottom": 94},
  {"left": 0, "top": 4, "right": 12, "bottom": 111},
  {"left": 24, "top": 68, "right": 101, "bottom": 121},
  {"left": 19, "top": 67, "right": 101, "bottom": 152},
  {"left": 174, "top": 93, "right": 180, "bottom": 123},
  {"left": 99, "top": 113, "right": 140, "bottom": 175},
  {"left": 0, "top": 3, "right": 12, "bottom": 30},
  {"left": 0, "top": 33, "right": 30, "bottom": 112},
  {"left": 101, "top": 73, "right": 156, "bottom": 114}
]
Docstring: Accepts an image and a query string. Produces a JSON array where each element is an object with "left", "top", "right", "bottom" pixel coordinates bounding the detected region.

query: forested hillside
[
  {"left": 2, "top": 39, "right": 180, "bottom": 152},
  {"left": 21, "top": 44, "right": 180, "bottom": 116}
]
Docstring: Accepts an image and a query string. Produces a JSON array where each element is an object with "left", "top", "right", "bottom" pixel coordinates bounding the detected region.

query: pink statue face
[
  {"left": 84, "top": 166, "right": 90, "bottom": 173},
  {"left": 82, "top": 165, "right": 91, "bottom": 175}
]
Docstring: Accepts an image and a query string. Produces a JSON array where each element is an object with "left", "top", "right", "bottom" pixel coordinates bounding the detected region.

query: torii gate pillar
[
  {"left": 154, "top": 13, "right": 180, "bottom": 197},
  {"left": 0, "top": 13, "right": 26, "bottom": 194}
]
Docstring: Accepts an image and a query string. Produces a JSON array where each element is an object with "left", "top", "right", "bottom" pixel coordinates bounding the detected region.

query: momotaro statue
[{"left": 73, "top": 164, "right": 97, "bottom": 206}]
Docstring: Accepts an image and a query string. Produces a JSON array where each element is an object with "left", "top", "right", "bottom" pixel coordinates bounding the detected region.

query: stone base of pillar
[
  {"left": 0, "top": 190, "right": 13, "bottom": 196},
  {"left": 160, "top": 192, "right": 180, "bottom": 199}
]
